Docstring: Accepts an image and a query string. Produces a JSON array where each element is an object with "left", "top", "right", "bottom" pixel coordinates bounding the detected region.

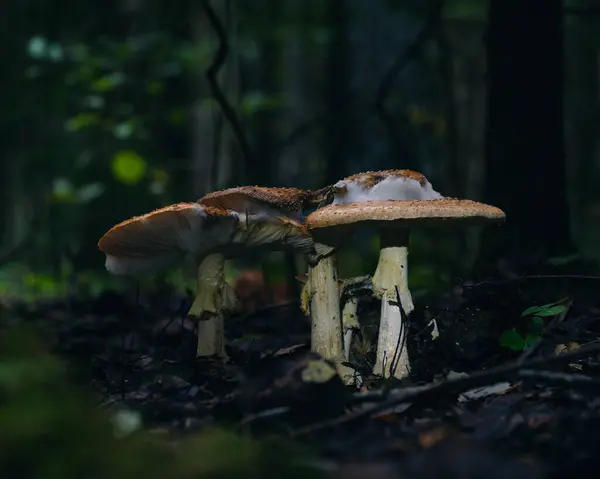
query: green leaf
[
  {"left": 64, "top": 113, "right": 98, "bottom": 132},
  {"left": 521, "top": 305, "right": 543, "bottom": 316},
  {"left": 92, "top": 72, "right": 125, "bottom": 92},
  {"left": 499, "top": 328, "right": 527, "bottom": 351},
  {"left": 534, "top": 305, "right": 566, "bottom": 317},
  {"left": 521, "top": 303, "right": 565, "bottom": 317},
  {"left": 52, "top": 177, "right": 75, "bottom": 203},
  {"left": 111, "top": 150, "right": 147, "bottom": 185}
]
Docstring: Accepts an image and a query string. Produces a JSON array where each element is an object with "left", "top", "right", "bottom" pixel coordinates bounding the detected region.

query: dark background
[
  {"left": 2, "top": 0, "right": 596, "bottom": 304},
  {"left": 3, "top": 1, "right": 600, "bottom": 478}
]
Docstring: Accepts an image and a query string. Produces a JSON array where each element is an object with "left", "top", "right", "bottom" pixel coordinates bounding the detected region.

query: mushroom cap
[
  {"left": 230, "top": 214, "right": 315, "bottom": 255},
  {"left": 98, "top": 203, "right": 316, "bottom": 276},
  {"left": 306, "top": 198, "right": 506, "bottom": 238},
  {"left": 340, "top": 169, "right": 429, "bottom": 188},
  {"left": 331, "top": 169, "right": 442, "bottom": 204},
  {"left": 98, "top": 203, "right": 239, "bottom": 275},
  {"left": 198, "top": 186, "right": 319, "bottom": 216}
]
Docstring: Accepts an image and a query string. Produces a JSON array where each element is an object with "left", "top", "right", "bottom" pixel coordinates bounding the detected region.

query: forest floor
[{"left": 4, "top": 258, "right": 600, "bottom": 478}]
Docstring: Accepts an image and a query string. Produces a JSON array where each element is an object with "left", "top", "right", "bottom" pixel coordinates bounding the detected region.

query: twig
[
  {"left": 467, "top": 274, "right": 600, "bottom": 289},
  {"left": 389, "top": 285, "right": 409, "bottom": 378},
  {"left": 374, "top": 0, "right": 445, "bottom": 159},
  {"left": 200, "top": 0, "right": 255, "bottom": 163},
  {"left": 517, "top": 369, "right": 600, "bottom": 388},
  {"left": 291, "top": 339, "right": 600, "bottom": 436},
  {"left": 240, "top": 406, "right": 291, "bottom": 427}
]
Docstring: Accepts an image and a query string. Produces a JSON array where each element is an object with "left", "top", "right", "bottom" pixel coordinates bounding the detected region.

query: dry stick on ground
[
  {"left": 374, "top": 0, "right": 445, "bottom": 159},
  {"left": 291, "top": 339, "right": 600, "bottom": 437},
  {"left": 387, "top": 285, "right": 410, "bottom": 378},
  {"left": 468, "top": 274, "right": 600, "bottom": 288}
]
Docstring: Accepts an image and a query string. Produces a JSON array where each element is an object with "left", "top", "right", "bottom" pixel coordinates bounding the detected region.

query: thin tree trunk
[
  {"left": 482, "top": 0, "right": 571, "bottom": 260},
  {"left": 325, "top": 0, "right": 351, "bottom": 185},
  {"left": 564, "top": 5, "right": 600, "bottom": 256},
  {"left": 191, "top": 0, "right": 238, "bottom": 197}
]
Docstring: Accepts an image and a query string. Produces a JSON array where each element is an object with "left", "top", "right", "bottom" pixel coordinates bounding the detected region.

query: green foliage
[
  {"left": 499, "top": 302, "right": 566, "bottom": 351},
  {"left": 0, "top": 262, "right": 126, "bottom": 302},
  {"left": 521, "top": 303, "right": 566, "bottom": 318},
  {"left": 111, "top": 150, "right": 148, "bottom": 185},
  {"left": 0, "top": 327, "right": 322, "bottom": 479},
  {"left": 498, "top": 328, "right": 538, "bottom": 351}
]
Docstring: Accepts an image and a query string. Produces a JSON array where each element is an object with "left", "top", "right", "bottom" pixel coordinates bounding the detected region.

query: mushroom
[
  {"left": 306, "top": 197, "right": 505, "bottom": 379},
  {"left": 98, "top": 202, "right": 314, "bottom": 358},
  {"left": 199, "top": 185, "right": 328, "bottom": 219},
  {"left": 194, "top": 185, "right": 331, "bottom": 356},
  {"left": 305, "top": 169, "right": 505, "bottom": 379},
  {"left": 301, "top": 170, "right": 441, "bottom": 379}
]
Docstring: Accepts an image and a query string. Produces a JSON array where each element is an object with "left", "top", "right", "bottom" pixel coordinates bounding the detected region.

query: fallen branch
[
  {"left": 292, "top": 339, "right": 600, "bottom": 436},
  {"left": 468, "top": 274, "right": 600, "bottom": 289}
]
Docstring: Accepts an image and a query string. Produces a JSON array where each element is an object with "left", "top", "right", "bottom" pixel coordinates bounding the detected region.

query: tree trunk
[
  {"left": 325, "top": 0, "right": 351, "bottom": 185},
  {"left": 482, "top": 0, "right": 571, "bottom": 260},
  {"left": 564, "top": 4, "right": 600, "bottom": 258}
]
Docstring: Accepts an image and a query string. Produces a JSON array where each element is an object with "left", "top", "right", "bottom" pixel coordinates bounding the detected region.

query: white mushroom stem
[
  {"left": 302, "top": 245, "right": 354, "bottom": 384},
  {"left": 308, "top": 251, "right": 343, "bottom": 360},
  {"left": 188, "top": 253, "right": 236, "bottom": 359},
  {"left": 372, "top": 229, "right": 414, "bottom": 379},
  {"left": 341, "top": 297, "right": 359, "bottom": 361}
]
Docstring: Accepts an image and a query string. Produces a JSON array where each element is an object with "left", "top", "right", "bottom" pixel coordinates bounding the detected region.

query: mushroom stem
[
  {"left": 308, "top": 249, "right": 343, "bottom": 360},
  {"left": 371, "top": 228, "right": 414, "bottom": 379},
  {"left": 304, "top": 245, "right": 354, "bottom": 384},
  {"left": 189, "top": 253, "right": 234, "bottom": 359},
  {"left": 341, "top": 297, "right": 359, "bottom": 361}
]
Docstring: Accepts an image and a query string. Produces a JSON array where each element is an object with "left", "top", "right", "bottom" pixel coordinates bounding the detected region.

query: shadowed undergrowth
[{"left": 0, "top": 327, "right": 320, "bottom": 479}]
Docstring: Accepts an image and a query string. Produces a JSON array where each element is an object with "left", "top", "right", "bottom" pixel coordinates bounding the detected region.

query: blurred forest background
[{"left": 2, "top": 0, "right": 599, "bottom": 305}]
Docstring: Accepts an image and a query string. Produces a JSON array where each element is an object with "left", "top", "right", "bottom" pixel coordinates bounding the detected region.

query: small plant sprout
[{"left": 499, "top": 301, "right": 567, "bottom": 352}]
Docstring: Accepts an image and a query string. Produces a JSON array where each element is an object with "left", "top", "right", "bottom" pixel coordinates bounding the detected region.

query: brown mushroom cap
[
  {"left": 98, "top": 203, "right": 239, "bottom": 275},
  {"left": 306, "top": 198, "right": 506, "bottom": 238},
  {"left": 199, "top": 186, "right": 318, "bottom": 216},
  {"left": 98, "top": 202, "right": 316, "bottom": 276}
]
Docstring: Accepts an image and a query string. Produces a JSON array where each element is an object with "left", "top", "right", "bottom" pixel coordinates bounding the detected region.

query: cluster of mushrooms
[{"left": 98, "top": 169, "right": 505, "bottom": 385}]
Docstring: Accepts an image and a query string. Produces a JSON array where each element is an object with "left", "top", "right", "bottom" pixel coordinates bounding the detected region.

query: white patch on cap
[{"left": 332, "top": 176, "right": 442, "bottom": 205}]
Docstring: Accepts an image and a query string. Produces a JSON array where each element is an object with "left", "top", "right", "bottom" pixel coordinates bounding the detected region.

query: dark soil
[{"left": 5, "top": 257, "right": 600, "bottom": 478}]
